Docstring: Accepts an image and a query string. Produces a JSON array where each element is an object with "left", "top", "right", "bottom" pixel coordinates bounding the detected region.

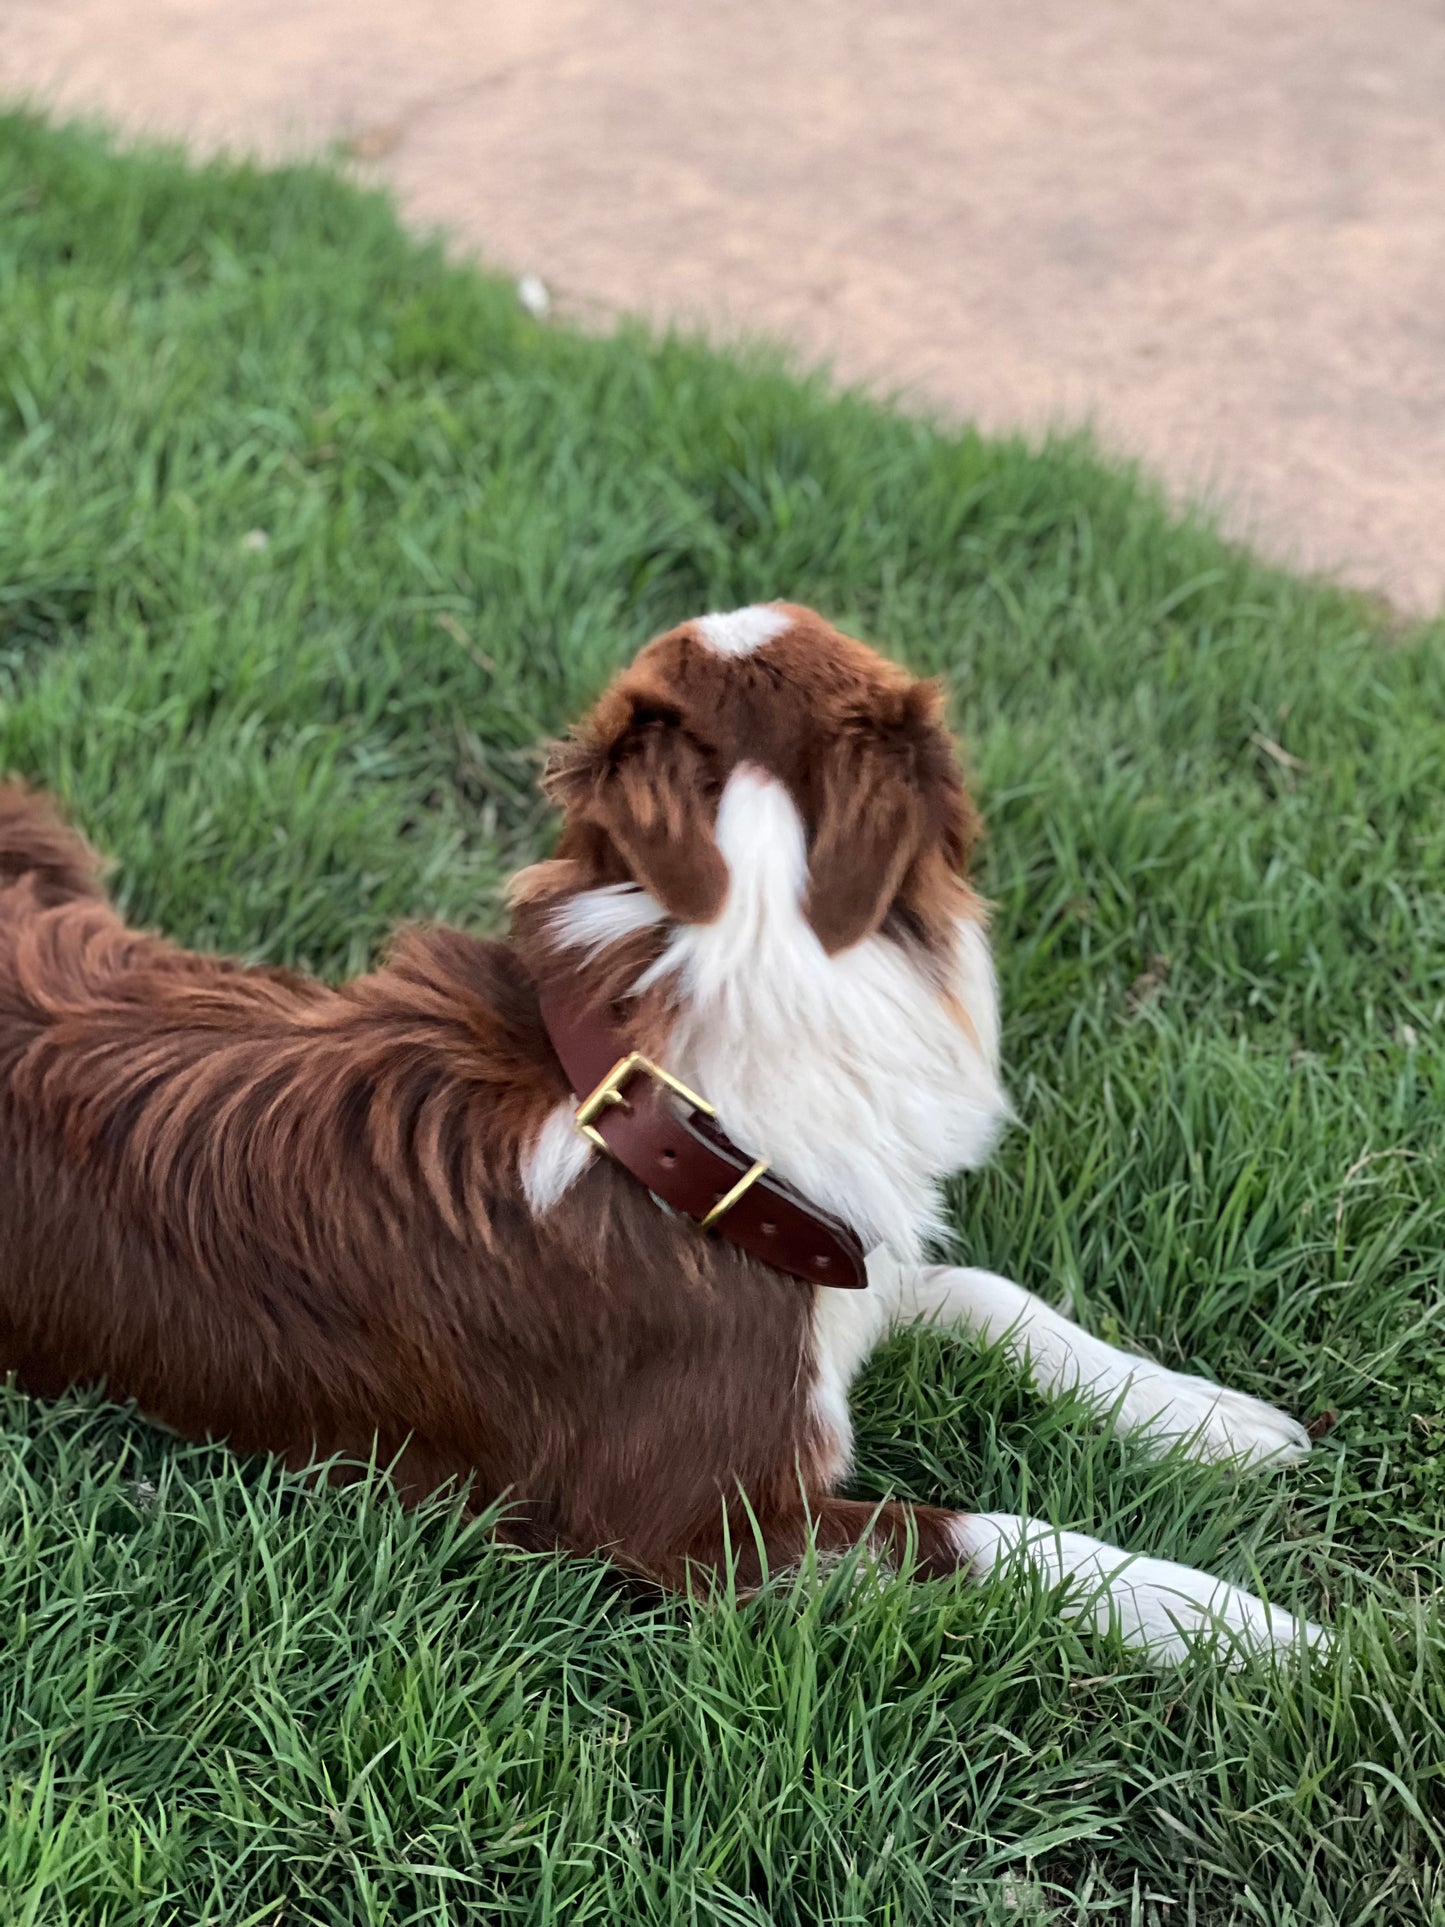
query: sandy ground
[{"left": 3, "top": 0, "right": 1443, "bottom": 611}]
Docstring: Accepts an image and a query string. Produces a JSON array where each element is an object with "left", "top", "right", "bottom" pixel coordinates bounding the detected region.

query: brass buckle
[
  {"left": 573, "top": 1052, "right": 716, "bottom": 1153},
  {"left": 572, "top": 1054, "right": 770, "bottom": 1231}
]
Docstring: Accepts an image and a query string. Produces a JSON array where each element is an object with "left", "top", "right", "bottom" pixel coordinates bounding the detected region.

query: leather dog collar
[{"left": 537, "top": 977, "right": 868, "bottom": 1289}]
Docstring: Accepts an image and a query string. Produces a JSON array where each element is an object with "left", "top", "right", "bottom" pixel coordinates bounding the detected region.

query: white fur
[
  {"left": 808, "top": 1284, "right": 890, "bottom": 1483},
  {"left": 877, "top": 1256, "right": 1312, "bottom": 1470},
  {"left": 520, "top": 1101, "right": 594, "bottom": 1214},
  {"left": 950, "top": 1512, "right": 1325, "bottom": 1667},
  {"left": 549, "top": 881, "right": 666, "bottom": 958},
  {"left": 630, "top": 765, "right": 1009, "bottom": 1481},
  {"left": 693, "top": 606, "right": 791, "bottom": 657},
  {"left": 644, "top": 768, "right": 1009, "bottom": 1261}
]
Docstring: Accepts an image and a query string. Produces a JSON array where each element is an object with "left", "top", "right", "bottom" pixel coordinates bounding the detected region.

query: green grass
[{"left": 2, "top": 110, "right": 1445, "bottom": 1926}]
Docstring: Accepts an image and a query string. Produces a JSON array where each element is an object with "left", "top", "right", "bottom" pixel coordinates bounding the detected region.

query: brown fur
[
  {"left": 543, "top": 605, "right": 981, "bottom": 966},
  {"left": 0, "top": 611, "right": 979, "bottom": 1590}
]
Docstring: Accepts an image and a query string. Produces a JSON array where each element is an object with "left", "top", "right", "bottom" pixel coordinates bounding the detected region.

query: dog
[{"left": 0, "top": 603, "right": 1321, "bottom": 1663}]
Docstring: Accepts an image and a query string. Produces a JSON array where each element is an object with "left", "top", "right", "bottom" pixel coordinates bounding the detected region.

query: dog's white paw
[
  {"left": 1088, "top": 1554, "right": 1327, "bottom": 1668},
  {"left": 897, "top": 1264, "right": 1315, "bottom": 1475},
  {"left": 1111, "top": 1363, "right": 1312, "bottom": 1471}
]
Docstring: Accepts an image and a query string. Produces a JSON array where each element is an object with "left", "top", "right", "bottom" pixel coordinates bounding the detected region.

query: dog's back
[{"left": 0, "top": 782, "right": 822, "bottom": 1574}]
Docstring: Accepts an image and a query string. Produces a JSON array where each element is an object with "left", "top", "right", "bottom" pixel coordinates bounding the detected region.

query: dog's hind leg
[
  {"left": 874, "top": 1254, "right": 1311, "bottom": 1471},
  {"left": 669, "top": 1494, "right": 1322, "bottom": 1667},
  {"left": 945, "top": 1510, "right": 1324, "bottom": 1666}
]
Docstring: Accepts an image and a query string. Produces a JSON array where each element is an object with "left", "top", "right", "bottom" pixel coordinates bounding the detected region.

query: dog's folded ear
[
  {"left": 544, "top": 689, "right": 729, "bottom": 923},
  {"left": 804, "top": 679, "right": 975, "bottom": 955}
]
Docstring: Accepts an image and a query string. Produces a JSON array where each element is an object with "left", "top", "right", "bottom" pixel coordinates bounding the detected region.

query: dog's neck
[{"left": 534, "top": 767, "right": 1009, "bottom": 1260}]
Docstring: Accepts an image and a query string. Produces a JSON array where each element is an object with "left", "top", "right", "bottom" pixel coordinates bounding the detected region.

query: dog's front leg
[{"left": 871, "top": 1253, "right": 1311, "bottom": 1470}]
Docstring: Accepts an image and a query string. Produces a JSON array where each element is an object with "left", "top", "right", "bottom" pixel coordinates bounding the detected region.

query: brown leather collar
[{"left": 537, "top": 977, "right": 868, "bottom": 1289}]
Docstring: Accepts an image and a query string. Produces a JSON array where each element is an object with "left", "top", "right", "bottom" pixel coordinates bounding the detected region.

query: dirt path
[{"left": 4, "top": 0, "right": 1443, "bottom": 610}]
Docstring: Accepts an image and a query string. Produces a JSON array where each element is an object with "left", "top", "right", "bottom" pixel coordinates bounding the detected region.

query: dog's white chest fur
[{"left": 653, "top": 768, "right": 1008, "bottom": 1258}]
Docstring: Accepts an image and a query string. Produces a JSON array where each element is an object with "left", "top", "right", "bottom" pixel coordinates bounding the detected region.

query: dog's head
[{"left": 534, "top": 603, "right": 980, "bottom": 964}]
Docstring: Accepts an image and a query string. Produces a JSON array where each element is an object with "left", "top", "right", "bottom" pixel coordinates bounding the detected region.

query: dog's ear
[
  {"left": 805, "top": 679, "right": 974, "bottom": 955},
  {"left": 545, "top": 687, "right": 729, "bottom": 923}
]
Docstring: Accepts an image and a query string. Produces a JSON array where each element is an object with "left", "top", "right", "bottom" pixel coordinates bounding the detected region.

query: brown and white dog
[{"left": 0, "top": 604, "right": 1320, "bottom": 1663}]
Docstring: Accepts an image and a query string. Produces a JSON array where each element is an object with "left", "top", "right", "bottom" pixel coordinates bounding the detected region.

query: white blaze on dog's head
[
  {"left": 693, "top": 605, "right": 792, "bottom": 657},
  {"left": 534, "top": 603, "right": 1008, "bottom": 1253}
]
